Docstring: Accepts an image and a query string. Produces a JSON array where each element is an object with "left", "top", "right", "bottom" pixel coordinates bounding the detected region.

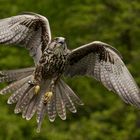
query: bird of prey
[{"left": 0, "top": 12, "right": 140, "bottom": 132}]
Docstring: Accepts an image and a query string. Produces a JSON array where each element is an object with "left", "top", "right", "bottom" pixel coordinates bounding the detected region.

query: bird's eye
[{"left": 58, "top": 41, "right": 64, "bottom": 45}]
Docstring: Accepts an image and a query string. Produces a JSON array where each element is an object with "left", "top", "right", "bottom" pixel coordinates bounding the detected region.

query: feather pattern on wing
[
  {"left": 65, "top": 41, "right": 140, "bottom": 107},
  {"left": 0, "top": 12, "right": 51, "bottom": 64},
  {"left": 0, "top": 67, "right": 34, "bottom": 83},
  {"left": 0, "top": 75, "right": 32, "bottom": 95}
]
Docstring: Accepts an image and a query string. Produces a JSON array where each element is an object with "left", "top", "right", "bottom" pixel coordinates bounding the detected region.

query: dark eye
[{"left": 58, "top": 41, "right": 64, "bottom": 45}]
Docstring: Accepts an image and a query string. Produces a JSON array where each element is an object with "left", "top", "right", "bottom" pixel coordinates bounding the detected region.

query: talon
[
  {"left": 43, "top": 91, "right": 53, "bottom": 104},
  {"left": 34, "top": 85, "right": 40, "bottom": 94}
]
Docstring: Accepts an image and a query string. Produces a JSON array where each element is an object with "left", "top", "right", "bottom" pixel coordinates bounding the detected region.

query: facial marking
[{"left": 49, "top": 37, "right": 67, "bottom": 51}]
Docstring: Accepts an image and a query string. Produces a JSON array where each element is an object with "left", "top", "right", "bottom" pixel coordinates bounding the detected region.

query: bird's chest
[{"left": 40, "top": 51, "right": 67, "bottom": 78}]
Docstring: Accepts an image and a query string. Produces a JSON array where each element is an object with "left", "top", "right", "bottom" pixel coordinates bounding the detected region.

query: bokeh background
[{"left": 0, "top": 0, "right": 140, "bottom": 140}]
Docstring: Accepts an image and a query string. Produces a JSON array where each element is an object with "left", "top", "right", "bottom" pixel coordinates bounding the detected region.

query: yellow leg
[
  {"left": 43, "top": 91, "right": 53, "bottom": 104},
  {"left": 34, "top": 85, "right": 40, "bottom": 94}
]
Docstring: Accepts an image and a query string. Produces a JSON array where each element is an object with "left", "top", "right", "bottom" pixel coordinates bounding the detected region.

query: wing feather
[
  {"left": 65, "top": 41, "right": 140, "bottom": 107},
  {"left": 0, "top": 12, "right": 51, "bottom": 64}
]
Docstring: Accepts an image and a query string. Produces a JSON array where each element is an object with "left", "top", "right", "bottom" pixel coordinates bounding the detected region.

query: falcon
[{"left": 0, "top": 12, "right": 140, "bottom": 132}]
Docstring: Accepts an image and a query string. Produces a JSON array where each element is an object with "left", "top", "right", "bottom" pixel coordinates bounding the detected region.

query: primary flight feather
[{"left": 0, "top": 12, "right": 139, "bottom": 132}]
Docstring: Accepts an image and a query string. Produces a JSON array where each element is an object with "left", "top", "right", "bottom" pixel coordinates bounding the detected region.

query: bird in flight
[{"left": 0, "top": 12, "right": 139, "bottom": 132}]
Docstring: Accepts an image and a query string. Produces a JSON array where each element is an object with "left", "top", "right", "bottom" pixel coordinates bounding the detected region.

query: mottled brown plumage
[{"left": 0, "top": 12, "right": 140, "bottom": 132}]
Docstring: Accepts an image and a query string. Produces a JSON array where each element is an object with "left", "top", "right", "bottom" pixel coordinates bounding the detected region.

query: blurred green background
[{"left": 0, "top": 0, "right": 140, "bottom": 140}]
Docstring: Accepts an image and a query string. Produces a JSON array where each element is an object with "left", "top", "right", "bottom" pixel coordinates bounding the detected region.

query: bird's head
[{"left": 49, "top": 37, "right": 68, "bottom": 55}]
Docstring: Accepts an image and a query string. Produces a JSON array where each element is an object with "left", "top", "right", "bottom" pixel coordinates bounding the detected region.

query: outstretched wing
[
  {"left": 65, "top": 41, "right": 140, "bottom": 107},
  {"left": 0, "top": 12, "right": 51, "bottom": 64}
]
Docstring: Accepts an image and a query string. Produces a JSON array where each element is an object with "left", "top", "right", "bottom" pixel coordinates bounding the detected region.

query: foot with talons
[
  {"left": 34, "top": 85, "right": 40, "bottom": 94},
  {"left": 28, "top": 77, "right": 40, "bottom": 95},
  {"left": 43, "top": 91, "right": 53, "bottom": 105},
  {"left": 28, "top": 80, "right": 41, "bottom": 95}
]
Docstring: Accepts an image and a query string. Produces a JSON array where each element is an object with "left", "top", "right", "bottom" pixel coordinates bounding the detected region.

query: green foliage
[{"left": 0, "top": 0, "right": 140, "bottom": 139}]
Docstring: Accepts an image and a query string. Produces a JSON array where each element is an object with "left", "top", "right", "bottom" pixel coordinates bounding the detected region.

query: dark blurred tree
[{"left": 0, "top": 0, "right": 140, "bottom": 140}]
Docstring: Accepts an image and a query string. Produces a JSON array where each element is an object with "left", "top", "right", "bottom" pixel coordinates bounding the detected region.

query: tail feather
[
  {"left": 56, "top": 85, "right": 66, "bottom": 120},
  {"left": 22, "top": 96, "right": 38, "bottom": 120},
  {"left": 36, "top": 96, "right": 46, "bottom": 133},
  {"left": 0, "top": 70, "right": 83, "bottom": 132},
  {"left": 37, "top": 108, "right": 46, "bottom": 133},
  {"left": 14, "top": 86, "right": 34, "bottom": 114},
  {"left": 60, "top": 80, "right": 84, "bottom": 105},
  {"left": 47, "top": 95, "right": 56, "bottom": 122},
  {"left": 7, "top": 82, "right": 29, "bottom": 104},
  {"left": 22, "top": 106, "right": 28, "bottom": 119},
  {"left": 59, "top": 83, "right": 77, "bottom": 113},
  {"left": 35, "top": 79, "right": 82, "bottom": 131},
  {"left": 0, "top": 67, "right": 34, "bottom": 83},
  {"left": 36, "top": 80, "right": 52, "bottom": 131},
  {"left": 37, "top": 96, "right": 45, "bottom": 123},
  {"left": 46, "top": 79, "right": 83, "bottom": 122}
]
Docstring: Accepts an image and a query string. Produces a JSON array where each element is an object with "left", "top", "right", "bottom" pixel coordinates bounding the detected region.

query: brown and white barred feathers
[
  {"left": 0, "top": 12, "right": 140, "bottom": 134},
  {"left": 0, "top": 61, "right": 83, "bottom": 132},
  {"left": 0, "top": 67, "right": 83, "bottom": 132}
]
